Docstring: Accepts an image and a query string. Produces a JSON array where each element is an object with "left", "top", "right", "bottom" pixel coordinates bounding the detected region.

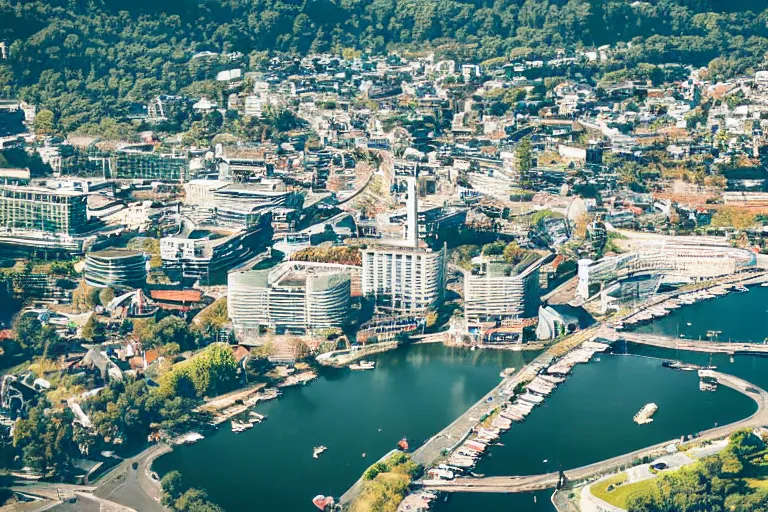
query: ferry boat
[
  {"left": 312, "top": 495, "right": 335, "bottom": 510},
  {"left": 313, "top": 446, "right": 327, "bottom": 458},
  {"left": 349, "top": 360, "right": 375, "bottom": 370},
  {"left": 633, "top": 403, "right": 658, "bottom": 425}
]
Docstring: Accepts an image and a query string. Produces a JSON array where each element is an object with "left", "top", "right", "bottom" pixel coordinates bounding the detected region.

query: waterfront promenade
[{"left": 420, "top": 370, "right": 768, "bottom": 493}]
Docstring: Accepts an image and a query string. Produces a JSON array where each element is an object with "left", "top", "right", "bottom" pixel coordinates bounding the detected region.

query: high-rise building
[
  {"left": 0, "top": 185, "right": 87, "bottom": 235},
  {"left": 360, "top": 164, "right": 447, "bottom": 315},
  {"left": 361, "top": 245, "right": 446, "bottom": 314}
]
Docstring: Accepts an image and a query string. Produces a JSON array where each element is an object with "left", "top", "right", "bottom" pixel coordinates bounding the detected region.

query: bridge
[
  {"left": 613, "top": 330, "right": 768, "bottom": 355},
  {"left": 419, "top": 371, "right": 768, "bottom": 493}
]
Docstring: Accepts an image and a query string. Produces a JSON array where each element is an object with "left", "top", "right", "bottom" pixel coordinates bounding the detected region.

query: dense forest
[{"left": 3, "top": 0, "right": 768, "bottom": 130}]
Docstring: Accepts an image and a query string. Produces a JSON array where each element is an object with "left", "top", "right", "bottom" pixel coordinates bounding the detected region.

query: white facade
[{"left": 361, "top": 245, "right": 446, "bottom": 315}]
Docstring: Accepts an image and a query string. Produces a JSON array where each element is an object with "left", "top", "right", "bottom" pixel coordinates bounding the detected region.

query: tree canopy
[{"left": 4, "top": 1, "right": 768, "bottom": 131}]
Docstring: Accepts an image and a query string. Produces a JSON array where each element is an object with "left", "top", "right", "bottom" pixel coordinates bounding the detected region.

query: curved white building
[
  {"left": 577, "top": 239, "right": 757, "bottom": 299},
  {"left": 228, "top": 262, "right": 351, "bottom": 334}
]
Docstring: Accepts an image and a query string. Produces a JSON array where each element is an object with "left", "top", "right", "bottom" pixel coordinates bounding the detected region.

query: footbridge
[
  {"left": 614, "top": 330, "right": 768, "bottom": 355},
  {"left": 420, "top": 371, "right": 768, "bottom": 493}
]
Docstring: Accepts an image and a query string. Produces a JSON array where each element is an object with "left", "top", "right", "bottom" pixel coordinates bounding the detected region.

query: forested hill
[{"left": 3, "top": 0, "right": 768, "bottom": 131}]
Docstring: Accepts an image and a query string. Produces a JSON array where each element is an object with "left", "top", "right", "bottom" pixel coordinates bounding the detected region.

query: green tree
[
  {"left": 516, "top": 138, "right": 533, "bottom": 188},
  {"left": 80, "top": 314, "right": 104, "bottom": 342},
  {"left": 161, "top": 471, "right": 185, "bottom": 508},
  {"left": 34, "top": 109, "right": 55, "bottom": 135}
]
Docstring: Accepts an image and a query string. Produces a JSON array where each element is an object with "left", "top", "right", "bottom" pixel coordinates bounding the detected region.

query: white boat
[
  {"left": 349, "top": 360, "right": 375, "bottom": 370},
  {"left": 250, "top": 412, "right": 266, "bottom": 422},
  {"left": 231, "top": 420, "right": 255, "bottom": 433},
  {"left": 313, "top": 446, "right": 328, "bottom": 458}
]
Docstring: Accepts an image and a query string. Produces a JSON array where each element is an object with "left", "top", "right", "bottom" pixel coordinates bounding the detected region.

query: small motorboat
[
  {"left": 313, "top": 446, "right": 327, "bottom": 459},
  {"left": 349, "top": 360, "right": 375, "bottom": 370},
  {"left": 312, "top": 495, "right": 335, "bottom": 510},
  {"left": 250, "top": 412, "right": 266, "bottom": 422},
  {"left": 398, "top": 437, "right": 409, "bottom": 451}
]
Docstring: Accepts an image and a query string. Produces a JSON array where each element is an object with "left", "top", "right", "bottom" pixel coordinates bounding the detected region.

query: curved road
[{"left": 421, "top": 371, "right": 768, "bottom": 493}]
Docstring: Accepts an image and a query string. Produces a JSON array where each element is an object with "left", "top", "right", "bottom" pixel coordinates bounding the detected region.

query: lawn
[
  {"left": 590, "top": 472, "right": 659, "bottom": 509},
  {"left": 746, "top": 478, "right": 768, "bottom": 489}
]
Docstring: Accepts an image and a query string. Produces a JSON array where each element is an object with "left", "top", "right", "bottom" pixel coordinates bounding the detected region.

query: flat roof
[{"left": 0, "top": 184, "right": 85, "bottom": 196}]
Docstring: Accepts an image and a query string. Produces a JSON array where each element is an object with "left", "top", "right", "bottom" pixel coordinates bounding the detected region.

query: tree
[
  {"left": 516, "top": 138, "right": 533, "bottom": 188},
  {"left": 81, "top": 314, "right": 104, "bottom": 342},
  {"left": 161, "top": 471, "right": 185, "bottom": 507},
  {"left": 502, "top": 242, "right": 524, "bottom": 264},
  {"left": 34, "top": 109, "right": 55, "bottom": 135},
  {"left": 14, "top": 398, "right": 75, "bottom": 477}
]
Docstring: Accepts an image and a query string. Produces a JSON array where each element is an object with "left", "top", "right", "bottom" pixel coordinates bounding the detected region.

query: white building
[{"left": 228, "top": 262, "right": 351, "bottom": 334}]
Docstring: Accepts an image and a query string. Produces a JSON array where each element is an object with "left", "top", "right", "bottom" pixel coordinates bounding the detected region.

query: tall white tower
[{"left": 406, "top": 175, "right": 418, "bottom": 248}]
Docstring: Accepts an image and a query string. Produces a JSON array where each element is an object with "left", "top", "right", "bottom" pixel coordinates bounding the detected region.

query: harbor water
[
  {"left": 154, "top": 341, "right": 758, "bottom": 511},
  {"left": 153, "top": 344, "right": 539, "bottom": 511},
  {"left": 632, "top": 284, "right": 768, "bottom": 342},
  {"left": 469, "top": 353, "right": 755, "bottom": 477}
]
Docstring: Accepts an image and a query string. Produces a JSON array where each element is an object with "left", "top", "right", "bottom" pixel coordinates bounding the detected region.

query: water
[
  {"left": 440, "top": 490, "right": 556, "bottom": 512},
  {"left": 153, "top": 344, "right": 539, "bottom": 511},
  {"left": 633, "top": 286, "right": 768, "bottom": 342},
  {"left": 471, "top": 354, "right": 755, "bottom": 477}
]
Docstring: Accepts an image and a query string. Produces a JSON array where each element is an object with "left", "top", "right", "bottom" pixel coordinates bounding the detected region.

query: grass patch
[
  {"left": 746, "top": 478, "right": 768, "bottom": 489},
  {"left": 591, "top": 474, "right": 658, "bottom": 509}
]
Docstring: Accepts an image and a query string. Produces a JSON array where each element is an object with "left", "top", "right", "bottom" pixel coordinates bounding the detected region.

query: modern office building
[
  {"left": 228, "top": 262, "right": 351, "bottom": 334},
  {"left": 114, "top": 149, "right": 188, "bottom": 181},
  {"left": 84, "top": 249, "right": 148, "bottom": 288},
  {"left": 160, "top": 213, "right": 273, "bottom": 285},
  {"left": 464, "top": 254, "right": 547, "bottom": 342},
  {"left": 183, "top": 179, "right": 303, "bottom": 230},
  {"left": 576, "top": 237, "right": 758, "bottom": 300},
  {"left": 0, "top": 185, "right": 87, "bottom": 235}
]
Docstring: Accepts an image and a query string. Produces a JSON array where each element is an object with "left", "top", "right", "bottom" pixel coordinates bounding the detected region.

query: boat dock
[{"left": 196, "top": 384, "right": 280, "bottom": 425}]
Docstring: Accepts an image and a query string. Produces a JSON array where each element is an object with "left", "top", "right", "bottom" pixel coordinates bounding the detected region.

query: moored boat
[
  {"left": 312, "top": 495, "right": 335, "bottom": 510},
  {"left": 349, "top": 360, "right": 375, "bottom": 370}
]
